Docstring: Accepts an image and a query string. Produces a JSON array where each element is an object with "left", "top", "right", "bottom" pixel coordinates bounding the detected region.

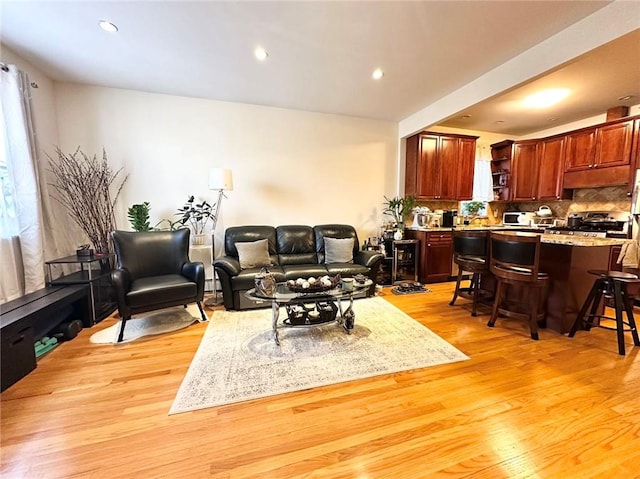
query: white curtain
[
  {"left": 0, "top": 65, "right": 45, "bottom": 302},
  {"left": 472, "top": 142, "right": 494, "bottom": 202}
]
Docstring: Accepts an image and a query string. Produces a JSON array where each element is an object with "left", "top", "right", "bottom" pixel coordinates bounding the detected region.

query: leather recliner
[
  {"left": 214, "top": 224, "right": 384, "bottom": 310},
  {"left": 110, "top": 229, "right": 207, "bottom": 342}
]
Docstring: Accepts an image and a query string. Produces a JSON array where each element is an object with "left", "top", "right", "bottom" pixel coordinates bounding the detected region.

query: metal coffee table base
[{"left": 272, "top": 295, "right": 357, "bottom": 346}]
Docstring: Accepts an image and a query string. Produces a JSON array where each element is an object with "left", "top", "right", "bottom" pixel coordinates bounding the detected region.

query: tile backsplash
[
  {"left": 486, "top": 185, "right": 631, "bottom": 223},
  {"left": 411, "top": 186, "right": 631, "bottom": 226}
]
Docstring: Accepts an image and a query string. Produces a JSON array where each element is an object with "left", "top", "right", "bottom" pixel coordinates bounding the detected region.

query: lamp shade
[{"left": 208, "top": 168, "right": 233, "bottom": 191}]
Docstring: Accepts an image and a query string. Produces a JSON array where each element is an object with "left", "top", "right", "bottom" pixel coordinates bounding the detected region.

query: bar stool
[
  {"left": 449, "top": 230, "right": 491, "bottom": 316},
  {"left": 487, "top": 232, "right": 548, "bottom": 340},
  {"left": 568, "top": 270, "right": 640, "bottom": 355}
]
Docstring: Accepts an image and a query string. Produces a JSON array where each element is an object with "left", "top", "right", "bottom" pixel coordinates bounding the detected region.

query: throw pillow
[
  {"left": 236, "top": 239, "right": 271, "bottom": 269},
  {"left": 324, "top": 237, "right": 354, "bottom": 264}
]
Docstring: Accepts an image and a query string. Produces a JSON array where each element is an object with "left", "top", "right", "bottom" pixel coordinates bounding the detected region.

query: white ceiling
[
  {"left": 2, "top": 1, "right": 635, "bottom": 135},
  {"left": 440, "top": 28, "right": 640, "bottom": 136}
]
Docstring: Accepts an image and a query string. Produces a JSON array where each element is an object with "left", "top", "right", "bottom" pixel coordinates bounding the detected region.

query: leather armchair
[{"left": 111, "top": 229, "right": 207, "bottom": 342}]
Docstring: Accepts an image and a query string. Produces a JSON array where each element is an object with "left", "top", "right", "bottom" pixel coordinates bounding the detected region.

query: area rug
[
  {"left": 90, "top": 305, "right": 206, "bottom": 344},
  {"left": 170, "top": 297, "right": 468, "bottom": 414}
]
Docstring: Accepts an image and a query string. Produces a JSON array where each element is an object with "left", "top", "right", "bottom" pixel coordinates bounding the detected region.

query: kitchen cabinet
[
  {"left": 511, "top": 140, "right": 539, "bottom": 201},
  {"left": 405, "top": 132, "right": 478, "bottom": 200},
  {"left": 564, "top": 129, "right": 596, "bottom": 172},
  {"left": 405, "top": 230, "right": 453, "bottom": 283},
  {"left": 456, "top": 137, "right": 477, "bottom": 200},
  {"left": 563, "top": 117, "right": 634, "bottom": 189},
  {"left": 490, "top": 140, "right": 513, "bottom": 201},
  {"left": 627, "top": 119, "right": 640, "bottom": 196},
  {"left": 509, "top": 137, "right": 569, "bottom": 201},
  {"left": 537, "top": 136, "right": 571, "bottom": 200},
  {"left": 594, "top": 120, "right": 634, "bottom": 168}
]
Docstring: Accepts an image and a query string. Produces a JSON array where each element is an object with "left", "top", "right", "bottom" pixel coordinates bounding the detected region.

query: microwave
[{"left": 503, "top": 212, "right": 535, "bottom": 226}]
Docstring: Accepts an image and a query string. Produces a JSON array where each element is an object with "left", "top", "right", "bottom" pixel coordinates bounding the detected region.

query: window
[
  {"left": 460, "top": 200, "right": 487, "bottom": 218},
  {"left": 0, "top": 102, "right": 19, "bottom": 238}
]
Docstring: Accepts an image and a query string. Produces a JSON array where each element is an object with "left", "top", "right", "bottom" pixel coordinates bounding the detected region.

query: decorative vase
[
  {"left": 254, "top": 268, "right": 276, "bottom": 296},
  {"left": 192, "top": 234, "right": 206, "bottom": 245},
  {"left": 393, "top": 229, "right": 403, "bottom": 240}
]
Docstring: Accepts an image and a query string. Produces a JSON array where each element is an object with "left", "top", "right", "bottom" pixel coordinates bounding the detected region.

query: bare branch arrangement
[{"left": 48, "top": 146, "right": 127, "bottom": 254}]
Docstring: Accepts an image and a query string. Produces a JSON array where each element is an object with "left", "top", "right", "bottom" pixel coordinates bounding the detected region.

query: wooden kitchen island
[{"left": 490, "top": 231, "right": 626, "bottom": 334}]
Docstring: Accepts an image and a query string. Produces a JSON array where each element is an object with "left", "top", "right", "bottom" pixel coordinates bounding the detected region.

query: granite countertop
[{"left": 406, "top": 226, "right": 627, "bottom": 246}]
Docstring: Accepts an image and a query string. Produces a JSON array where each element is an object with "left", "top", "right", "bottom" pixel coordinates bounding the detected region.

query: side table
[
  {"left": 45, "top": 253, "right": 116, "bottom": 326},
  {"left": 189, "top": 245, "right": 214, "bottom": 292}
]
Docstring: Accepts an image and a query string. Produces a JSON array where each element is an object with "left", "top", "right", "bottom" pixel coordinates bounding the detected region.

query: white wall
[{"left": 53, "top": 83, "right": 398, "bottom": 252}]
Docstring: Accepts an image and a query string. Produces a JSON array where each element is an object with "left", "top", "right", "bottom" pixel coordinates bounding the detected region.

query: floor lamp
[{"left": 206, "top": 167, "right": 233, "bottom": 306}]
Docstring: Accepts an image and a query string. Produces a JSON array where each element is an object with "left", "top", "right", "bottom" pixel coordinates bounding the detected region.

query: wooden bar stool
[
  {"left": 449, "top": 230, "right": 491, "bottom": 316},
  {"left": 487, "top": 232, "right": 548, "bottom": 340},
  {"left": 568, "top": 269, "right": 640, "bottom": 355}
]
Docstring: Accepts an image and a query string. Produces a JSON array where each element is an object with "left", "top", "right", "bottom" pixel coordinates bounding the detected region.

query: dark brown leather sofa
[{"left": 214, "top": 224, "right": 384, "bottom": 310}]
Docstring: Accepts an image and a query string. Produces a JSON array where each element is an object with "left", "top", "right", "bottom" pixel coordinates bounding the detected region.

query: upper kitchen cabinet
[
  {"left": 629, "top": 119, "right": 640, "bottom": 196},
  {"left": 405, "top": 132, "right": 478, "bottom": 200},
  {"left": 456, "top": 137, "right": 477, "bottom": 200},
  {"left": 564, "top": 129, "right": 596, "bottom": 172},
  {"left": 495, "top": 136, "right": 569, "bottom": 202},
  {"left": 537, "top": 136, "right": 571, "bottom": 200},
  {"left": 594, "top": 120, "right": 634, "bottom": 167},
  {"left": 511, "top": 140, "right": 539, "bottom": 201},
  {"left": 490, "top": 140, "right": 514, "bottom": 201},
  {"left": 563, "top": 117, "right": 635, "bottom": 189}
]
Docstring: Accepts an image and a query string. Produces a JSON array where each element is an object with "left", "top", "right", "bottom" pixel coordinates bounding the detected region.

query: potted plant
[
  {"left": 176, "top": 196, "right": 215, "bottom": 244},
  {"left": 383, "top": 195, "right": 416, "bottom": 238},
  {"left": 462, "top": 201, "right": 486, "bottom": 220},
  {"left": 127, "top": 202, "right": 151, "bottom": 232}
]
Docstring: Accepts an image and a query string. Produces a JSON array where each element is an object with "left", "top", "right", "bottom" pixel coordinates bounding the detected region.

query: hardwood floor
[{"left": 2, "top": 282, "right": 639, "bottom": 478}]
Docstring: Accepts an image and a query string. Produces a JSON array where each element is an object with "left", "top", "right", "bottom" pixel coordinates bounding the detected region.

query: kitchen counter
[
  {"left": 406, "top": 226, "right": 626, "bottom": 247},
  {"left": 497, "top": 231, "right": 627, "bottom": 247}
]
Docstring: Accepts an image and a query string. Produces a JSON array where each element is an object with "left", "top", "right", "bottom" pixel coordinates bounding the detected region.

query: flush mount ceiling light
[
  {"left": 98, "top": 20, "right": 118, "bottom": 33},
  {"left": 254, "top": 47, "right": 268, "bottom": 61},
  {"left": 372, "top": 68, "right": 384, "bottom": 80},
  {"left": 523, "top": 88, "right": 570, "bottom": 108}
]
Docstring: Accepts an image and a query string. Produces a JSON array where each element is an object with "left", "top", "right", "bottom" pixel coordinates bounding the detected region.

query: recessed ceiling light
[
  {"left": 460, "top": 114, "right": 472, "bottom": 119},
  {"left": 523, "top": 88, "right": 570, "bottom": 108},
  {"left": 494, "top": 120, "right": 505, "bottom": 124},
  {"left": 548, "top": 117, "right": 557, "bottom": 122},
  {"left": 617, "top": 95, "right": 633, "bottom": 101},
  {"left": 99, "top": 20, "right": 118, "bottom": 33},
  {"left": 372, "top": 68, "right": 384, "bottom": 80},
  {"left": 254, "top": 47, "right": 268, "bottom": 61}
]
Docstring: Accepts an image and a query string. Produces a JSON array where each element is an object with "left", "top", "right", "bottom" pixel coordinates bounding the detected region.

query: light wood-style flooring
[{"left": 2, "top": 282, "right": 639, "bottom": 478}]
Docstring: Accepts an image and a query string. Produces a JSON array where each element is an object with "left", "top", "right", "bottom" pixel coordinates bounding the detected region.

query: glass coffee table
[{"left": 246, "top": 280, "right": 372, "bottom": 345}]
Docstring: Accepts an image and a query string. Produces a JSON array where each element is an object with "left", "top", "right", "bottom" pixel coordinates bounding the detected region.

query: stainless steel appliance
[{"left": 544, "top": 211, "right": 629, "bottom": 238}]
